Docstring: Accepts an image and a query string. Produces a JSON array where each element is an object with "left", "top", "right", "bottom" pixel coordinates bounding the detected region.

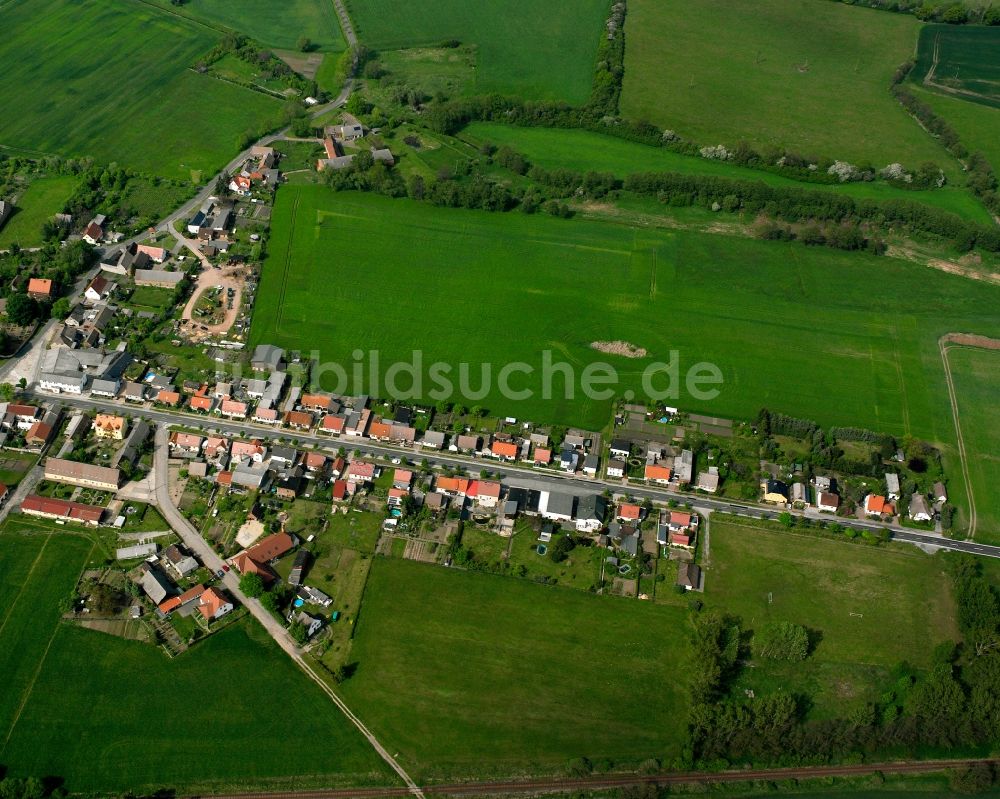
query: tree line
[{"left": 685, "top": 556, "right": 1000, "bottom": 778}]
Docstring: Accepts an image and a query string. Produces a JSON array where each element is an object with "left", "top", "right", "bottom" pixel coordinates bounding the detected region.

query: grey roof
[
  {"left": 116, "top": 542, "right": 158, "bottom": 560},
  {"left": 422, "top": 430, "right": 446, "bottom": 448},
  {"left": 620, "top": 533, "right": 639, "bottom": 557},
  {"left": 545, "top": 491, "right": 576, "bottom": 519},
  {"left": 140, "top": 567, "right": 173, "bottom": 604},
  {"left": 113, "top": 419, "right": 149, "bottom": 468},
  {"left": 252, "top": 344, "right": 285, "bottom": 370},
  {"left": 576, "top": 494, "right": 607, "bottom": 522}
]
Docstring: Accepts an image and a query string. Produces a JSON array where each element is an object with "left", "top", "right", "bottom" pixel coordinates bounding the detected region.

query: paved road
[
  {"left": 151, "top": 426, "right": 423, "bottom": 797},
  {"left": 29, "top": 391, "right": 1000, "bottom": 560}
]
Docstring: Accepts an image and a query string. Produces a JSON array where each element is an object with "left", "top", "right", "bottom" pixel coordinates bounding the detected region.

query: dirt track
[
  {"left": 190, "top": 757, "right": 1000, "bottom": 799},
  {"left": 937, "top": 333, "right": 1000, "bottom": 540}
]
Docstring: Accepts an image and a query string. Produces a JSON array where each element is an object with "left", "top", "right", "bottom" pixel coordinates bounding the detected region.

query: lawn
[
  {"left": 0, "top": 175, "right": 78, "bottom": 249},
  {"left": 460, "top": 122, "right": 993, "bottom": 225},
  {"left": 704, "top": 519, "right": 958, "bottom": 718},
  {"left": 151, "top": 0, "right": 347, "bottom": 52},
  {"left": 344, "top": 0, "right": 610, "bottom": 103},
  {"left": 913, "top": 23, "right": 1000, "bottom": 108},
  {"left": 0, "top": 522, "right": 394, "bottom": 794},
  {"left": 128, "top": 285, "right": 177, "bottom": 309},
  {"left": 341, "top": 558, "right": 691, "bottom": 779},
  {"left": 944, "top": 346, "right": 1000, "bottom": 543},
  {"left": 621, "top": 0, "right": 954, "bottom": 172},
  {"left": 0, "top": 0, "right": 282, "bottom": 181},
  {"left": 250, "top": 187, "right": 1000, "bottom": 448}
]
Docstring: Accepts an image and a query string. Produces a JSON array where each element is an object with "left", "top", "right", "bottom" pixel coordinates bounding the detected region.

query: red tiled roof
[
  {"left": 670, "top": 511, "right": 692, "bottom": 528},
  {"left": 157, "top": 390, "right": 181, "bottom": 406},
  {"left": 27, "top": 278, "right": 53, "bottom": 296},
  {"left": 490, "top": 441, "right": 518, "bottom": 459},
  {"left": 368, "top": 421, "right": 392, "bottom": 439},
  {"left": 618, "top": 503, "right": 641, "bottom": 520},
  {"left": 321, "top": 414, "right": 345, "bottom": 433},
  {"left": 189, "top": 395, "right": 213, "bottom": 411},
  {"left": 21, "top": 494, "right": 103, "bottom": 523},
  {"left": 645, "top": 464, "right": 672, "bottom": 481}
]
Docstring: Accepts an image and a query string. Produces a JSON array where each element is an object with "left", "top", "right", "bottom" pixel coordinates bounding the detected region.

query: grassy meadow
[
  {"left": 341, "top": 558, "right": 691, "bottom": 779},
  {"left": 0, "top": 522, "right": 393, "bottom": 793},
  {"left": 704, "top": 520, "right": 958, "bottom": 718},
  {"left": 621, "top": 0, "right": 953, "bottom": 171},
  {"left": 945, "top": 347, "right": 1000, "bottom": 542},
  {"left": 0, "top": 0, "right": 282, "bottom": 181},
  {"left": 343, "top": 0, "right": 609, "bottom": 102},
  {"left": 251, "top": 187, "right": 1000, "bottom": 441},
  {"left": 0, "top": 175, "right": 78, "bottom": 248},
  {"left": 149, "top": 0, "right": 347, "bottom": 52},
  {"left": 914, "top": 24, "right": 1000, "bottom": 107},
  {"left": 460, "top": 122, "right": 993, "bottom": 224},
  {"left": 911, "top": 85, "right": 1000, "bottom": 171}
]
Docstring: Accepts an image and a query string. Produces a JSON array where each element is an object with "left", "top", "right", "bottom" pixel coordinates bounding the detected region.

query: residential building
[
  {"left": 909, "top": 493, "right": 932, "bottom": 522},
  {"left": 93, "top": 413, "right": 127, "bottom": 440},
  {"left": 44, "top": 458, "right": 121, "bottom": 491},
  {"left": 761, "top": 479, "right": 789, "bottom": 504},
  {"left": 816, "top": 492, "right": 840, "bottom": 513},
  {"left": 20, "top": 495, "right": 104, "bottom": 525}
]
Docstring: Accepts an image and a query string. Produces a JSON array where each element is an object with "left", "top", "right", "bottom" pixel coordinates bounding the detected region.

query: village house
[
  {"left": 82, "top": 217, "right": 105, "bottom": 245},
  {"left": 864, "top": 494, "right": 894, "bottom": 519},
  {"left": 673, "top": 449, "right": 694, "bottom": 484},
  {"left": 44, "top": 458, "right": 121, "bottom": 491},
  {"left": 644, "top": 463, "right": 672, "bottom": 485},
  {"left": 885, "top": 473, "right": 901, "bottom": 501},
  {"left": 84, "top": 275, "right": 114, "bottom": 303},
  {"left": 539, "top": 491, "right": 575, "bottom": 523},
  {"left": 677, "top": 562, "right": 701, "bottom": 591},
  {"left": 575, "top": 494, "right": 607, "bottom": 533},
  {"left": 198, "top": 587, "right": 234, "bottom": 621},
  {"left": 164, "top": 544, "right": 199, "bottom": 577},
  {"left": 421, "top": 430, "right": 446, "bottom": 450},
  {"left": 489, "top": 440, "right": 519, "bottom": 462},
  {"left": 170, "top": 432, "right": 203, "bottom": 456},
  {"left": 93, "top": 413, "right": 127, "bottom": 440},
  {"left": 909, "top": 493, "right": 933, "bottom": 522},
  {"left": 189, "top": 395, "right": 215, "bottom": 413},
  {"left": 607, "top": 459, "right": 626, "bottom": 478},
  {"left": 21, "top": 495, "right": 103, "bottom": 525},
  {"left": 220, "top": 399, "right": 248, "bottom": 419},
  {"left": 609, "top": 439, "right": 631, "bottom": 460},
  {"left": 583, "top": 455, "right": 599, "bottom": 477},
  {"left": 156, "top": 390, "right": 181, "bottom": 407},
  {"left": 285, "top": 410, "right": 314, "bottom": 430},
  {"left": 26, "top": 277, "right": 53, "bottom": 300},
  {"left": 934, "top": 482, "right": 948, "bottom": 504},
  {"left": 761, "top": 479, "right": 789, "bottom": 504},
  {"left": 533, "top": 447, "right": 552, "bottom": 466},
  {"left": 231, "top": 532, "right": 296, "bottom": 581},
  {"left": 474, "top": 480, "right": 501, "bottom": 508},
  {"left": 816, "top": 491, "right": 840, "bottom": 513},
  {"left": 696, "top": 469, "right": 720, "bottom": 493},
  {"left": 617, "top": 503, "right": 642, "bottom": 522},
  {"left": 231, "top": 440, "right": 267, "bottom": 464},
  {"left": 345, "top": 461, "right": 376, "bottom": 485},
  {"left": 453, "top": 434, "right": 480, "bottom": 453},
  {"left": 319, "top": 413, "right": 346, "bottom": 435}
]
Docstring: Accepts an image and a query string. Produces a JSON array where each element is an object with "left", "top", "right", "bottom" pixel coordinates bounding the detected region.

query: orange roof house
[
  {"left": 644, "top": 464, "right": 672, "bottom": 483},
  {"left": 26, "top": 278, "right": 53, "bottom": 299},
  {"left": 490, "top": 441, "right": 519, "bottom": 461},
  {"left": 617, "top": 503, "right": 642, "bottom": 521}
]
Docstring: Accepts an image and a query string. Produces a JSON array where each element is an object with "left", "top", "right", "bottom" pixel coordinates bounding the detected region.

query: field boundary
[
  {"left": 274, "top": 191, "right": 302, "bottom": 332},
  {"left": 937, "top": 333, "right": 1000, "bottom": 540}
]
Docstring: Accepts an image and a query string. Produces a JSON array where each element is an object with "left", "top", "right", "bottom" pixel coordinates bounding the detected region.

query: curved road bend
[{"left": 152, "top": 427, "right": 424, "bottom": 798}]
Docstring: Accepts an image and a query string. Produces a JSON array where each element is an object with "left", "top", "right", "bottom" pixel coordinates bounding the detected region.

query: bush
[{"left": 753, "top": 621, "right": 810, "bottom": 661}]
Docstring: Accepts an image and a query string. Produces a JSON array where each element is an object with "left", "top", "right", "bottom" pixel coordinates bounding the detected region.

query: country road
[
  {"left": 29, "top": 389, "right": 1000, "bottom": 561},
  {"left": 152, "top": 425, "right": 423, "bottom": 796}
]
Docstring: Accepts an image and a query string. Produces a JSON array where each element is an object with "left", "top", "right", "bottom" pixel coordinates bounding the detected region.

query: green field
[
  {"left": 911, "top": 85, "right": 1000, "bottom": 171},
  {"left": 621, "top": 0, "right": 953, "bottom": 171},
  {"left": 150, "top": 0, "right": 347, "bottom": 52},
  {"left": 0, "top": 175, "right": 78, "bottom": 249},
  {"left": 251, "top": 186, "right": 1000, "bottom": 445},
  {"left": 705, "top": 520, "right": 958, "bottom": 717},
  {"left": 344, "top": 0, "right": 609, "bottom": 102},
  {"left": 946, "top": 347, "right": 1000, "bottom": 543},
  {"left": 914, "top": 24, "right": 1000, "bottom": 108},
  {"left": 0, "top": 0, "right": 282, "bottom": 180},
  {"left": 0, "top": 523, "right": 393, "bottom": 793},
  {"left": 460, "top": 123, "right": 993, "bottom": 224},
  {"left": 341, "top": 558, "right": 690, "bottom": 779}
]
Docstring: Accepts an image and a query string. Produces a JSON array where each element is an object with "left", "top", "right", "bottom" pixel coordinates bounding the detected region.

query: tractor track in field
[
  {"left": 937, "top": 333, "right": 1000, "bottom": 540},
  {"left": 188, "top": 757, "right": 1000, "bottom": 799}
]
